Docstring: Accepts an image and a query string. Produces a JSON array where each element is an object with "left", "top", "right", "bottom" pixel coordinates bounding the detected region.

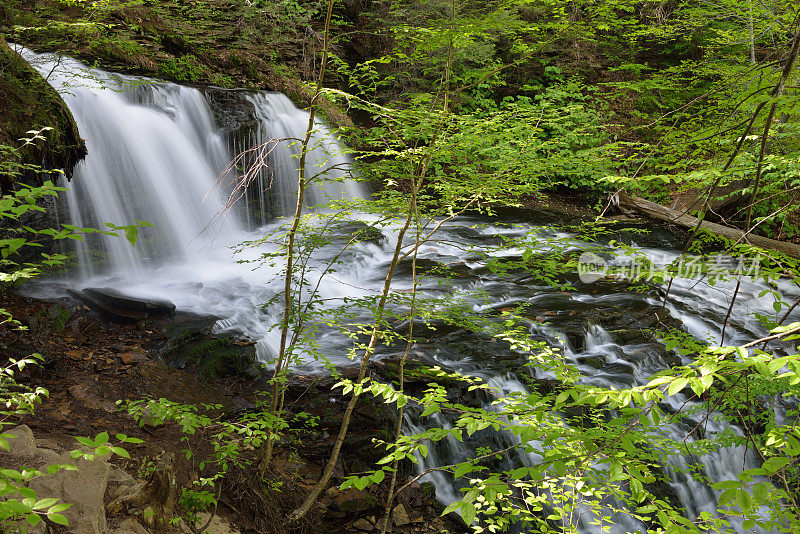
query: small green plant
[
  {"left": 0, "top": 356, "right": 140, "bottom": 530},
  {"left": 137, "top": 456, "right": 156, "bottom": 480},
  {"left": 159, "top": 54, "right": 205, "bottom": 84},
  {"left": 179, "top": 487, "right": 217, "bottom": 532},
  {"left": 121, "top": 396, "right": 284, "bottom": 530}
]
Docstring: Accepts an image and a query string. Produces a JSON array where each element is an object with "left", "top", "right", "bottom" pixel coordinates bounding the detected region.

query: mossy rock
[
  {"left": 0, "top": 37, "right": 85, "bottom": 190},
  {"left": 158, "top": 317, "right": 262, "bottom": 381}
]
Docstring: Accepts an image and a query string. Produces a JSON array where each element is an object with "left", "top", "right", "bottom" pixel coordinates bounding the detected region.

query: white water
[
  {"left": 17, "top": 46, "right": 799, "bottom": 533},
  {"left": 243, "top": 92, "right": 362, "bottom": 222}
]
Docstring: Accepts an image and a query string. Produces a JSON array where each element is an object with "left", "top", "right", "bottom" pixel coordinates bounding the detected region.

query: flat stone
[
  {"left": 68, "top": 287, "right": 175, "bottom": 322},
  {"left": 392, "top": 504, "right": 410, "bottom": 526},
  {"left": 29, "top": 451, "right": 110, "bottom": 534},
  {"left": 6, "top": 424, "right": 37, "bottom": 456},
  {"left": 353, "top": 518, "right": 374, "bottom": 531}
]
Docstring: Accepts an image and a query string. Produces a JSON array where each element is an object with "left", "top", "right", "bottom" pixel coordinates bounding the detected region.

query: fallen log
[{"left": 614, "top": 192, "right": 800, "bottom": 259}]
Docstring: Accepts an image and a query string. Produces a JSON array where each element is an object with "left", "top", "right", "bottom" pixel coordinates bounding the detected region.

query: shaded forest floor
[{"left": 0, "top": 291, "right": 466, "bottom": 533}]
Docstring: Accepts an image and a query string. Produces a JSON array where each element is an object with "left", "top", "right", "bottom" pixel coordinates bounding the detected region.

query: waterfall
[
  {"left": 17, "top": 47, "right": 239, "bottom": 278},
  {"left": 245, "top": 92, "right": 363, "bottom": 222},
  {"left": 16, "top": 46, "right": 361, "bottom": 279}
]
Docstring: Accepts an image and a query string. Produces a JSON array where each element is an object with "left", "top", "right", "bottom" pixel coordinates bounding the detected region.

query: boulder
[
  {"left": 330, "top": 488, "right": 376, "bottom": 514},
  {"left": 5, "top": 424, "right": 37, "bottom": 456},
  {"left": 0, "top": 426, "right": 113, "bottom": 534},
  {"left": 30, "top": 452, "right": 110, "bottom": 534}
]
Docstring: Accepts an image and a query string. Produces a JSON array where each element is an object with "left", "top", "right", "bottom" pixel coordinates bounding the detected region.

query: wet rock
[
  {"left": 67, "top": 287, "right": 175, "bottom": 322},
  {"left": 155, "top": 313, "right": 261, "bottom": 380},
  {"left": 394, "top": 258, "right": 475, "bottom": 279},
  {"left": 392, "top": 318, "right": 462, "bottom": 338},
  {"left": 331, "top": 220, "right": 386, "bottom": 246}
]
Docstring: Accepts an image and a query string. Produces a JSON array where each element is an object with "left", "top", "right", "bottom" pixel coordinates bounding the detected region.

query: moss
[
  {"left": 159, "top": 54, "right": 206, "bottom": 83},
  {"left": 160, "top": 328, "right": 262, "bottom": 381},
  {"left": 0, "top": 37, "right": 86, "bottom": 190},
  {"left": 0, "top": 0, "right": 356, "bottom": 129}
]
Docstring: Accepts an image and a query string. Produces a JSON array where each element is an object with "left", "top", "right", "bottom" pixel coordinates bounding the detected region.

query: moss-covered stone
[
  {"left": 157, "top": 315, "right": 263, "bottom": 380},
  {"left": 0, "top": 37, "right": 85, "bottom": 190}
]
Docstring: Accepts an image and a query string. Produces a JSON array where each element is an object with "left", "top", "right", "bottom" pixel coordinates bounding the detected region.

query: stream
[{"left": 17, "top": 45, "right": 799, "bottom": 533}]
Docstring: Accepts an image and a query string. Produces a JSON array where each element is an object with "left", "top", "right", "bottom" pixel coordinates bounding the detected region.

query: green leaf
[
  {"left": 461, "top": 501, "right": 476, "bottom": 525},
  {"left": 719, "top": 489, "right": 737, "bottom": 506},
  {"left": 752, "top": 482, "right": 769, "bottom": 503},
  {"left": 762, "top": 456, "right": 791, "bottom": 474},
  {"left": 609, "top": 461, "right": 626, "bottom": 482},
  {"left": 47, "top": 512, "right": 69, "bottom": 526},
  {"left": 110, "top": 446, "right": 130, "bottom": 459},
  {"left": 124, "top": 226, "right": 139, "bottom": 247},
  {"left": 454, "top": 463, "right": 474, "bottom": 478},
  {"left": 32, "top": 498, "right": 58, "bottom": 510},
  {"left": 735, "top": 489, "right": 753, "bottom": 511},
  {"left": 668, "top": 377, "right": 689, "bottom": 397},
  {"left": 75, "top": 436, "right": 94, "bottom": 447},
  {"left": 713, "top": 480, "right": 743, "bottom": 490},
  {"left": 95, "top": 432, "right": 109, "bottom": 446},
  {"left": 441, "top": 502, "right": 461, "bottom": 516},
  {"left": 48, "top": 503, "right": 71, "bottom": 513}
]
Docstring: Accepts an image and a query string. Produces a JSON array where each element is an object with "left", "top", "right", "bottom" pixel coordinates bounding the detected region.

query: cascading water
[
  {"left": 19, "top": 48, "right": 240, "bottom": 278},
  {"left": 243, "top": 92, "right": 363, "bottom": 222},
  {"left": 16, "top": 45, "right": 799, "bottom": 533}
]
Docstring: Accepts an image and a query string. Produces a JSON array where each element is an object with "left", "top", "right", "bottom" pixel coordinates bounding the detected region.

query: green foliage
[
  {"left": 8, "top": 1, "right": 800, "bottom": 532},
  {"left": 159, "top": 54, "right": 206, "bottom": 84},
  {"left": 121, "top": 395, "right": 289, "bottom": 527}
]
